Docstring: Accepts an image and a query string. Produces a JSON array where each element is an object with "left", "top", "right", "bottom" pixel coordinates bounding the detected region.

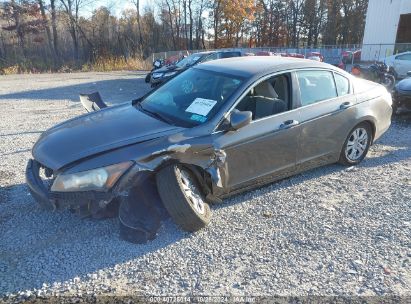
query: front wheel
[
  {"left": 339, "top": 123, "right": 372, "bottom": 166},
  {"left": 156, "top": 165, "right": 211, "bottom": 232}
]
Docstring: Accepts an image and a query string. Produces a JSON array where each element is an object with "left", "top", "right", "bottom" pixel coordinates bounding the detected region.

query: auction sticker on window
[{"left": 185, "top": 98, "right": 217, "bottom": 116}]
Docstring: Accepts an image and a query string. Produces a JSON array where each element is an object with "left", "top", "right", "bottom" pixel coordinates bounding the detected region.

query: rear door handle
[
  {"left": 340, "top": 101, "right": 352, "bottom": 109},
  {"left": 280, "top": 119, "right": 299, "bottom": 129}
]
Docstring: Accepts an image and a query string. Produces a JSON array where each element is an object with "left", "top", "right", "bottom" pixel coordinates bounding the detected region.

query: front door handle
[
  {"left": 280, "top": 119, "right": 299, "bottom": 129},
  {"left": 340, "top": 101, "right": 352, "bottom": 109}
]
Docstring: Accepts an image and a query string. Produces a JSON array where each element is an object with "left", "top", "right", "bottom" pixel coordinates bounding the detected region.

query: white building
[{"left": 362, "top": 0, "right": 411, "bottom": 61}]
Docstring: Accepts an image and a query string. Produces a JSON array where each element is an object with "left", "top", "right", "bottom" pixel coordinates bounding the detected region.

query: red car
[{"left": 342, "top": 50, "right": 361, "bottom": 63}]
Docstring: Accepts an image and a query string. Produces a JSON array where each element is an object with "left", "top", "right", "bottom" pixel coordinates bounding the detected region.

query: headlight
[
  {"left": 152, "top": 72, "right": 163, "bottom": 79},
  {"left": 164, "top": 71, "right": 177, "bottom": 77},
  {"left": 51, "top": 161, "right": 133, "bottom": 192}
]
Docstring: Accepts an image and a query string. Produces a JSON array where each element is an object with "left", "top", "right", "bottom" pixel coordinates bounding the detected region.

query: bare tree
[
  {"left": 131, "top": 0, "right": 143, "bottom": 54},
  {"left": 38, "top": 0, "right": 55, "bottom": 60},
  {"left": 0, "top": 0, "right": 370, "bottom": 73},
  {"left": 50, "top": 0, "right": 59, "bottom": 57}
]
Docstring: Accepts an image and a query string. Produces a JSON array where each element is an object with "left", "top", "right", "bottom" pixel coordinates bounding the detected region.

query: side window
[
  {"left": 235, "top": 74, "right": 290, "bottom": 120},
  {"left": 220, "top": 78, "right": 242, "bottom": 101},
  {"left": 219, "top": 52, "right": 241, "bottom": 59},
  {"left": 201, "top": 53, "right": 218, "bottom": 63},
  {"left": 396, "top": 54, "right": 411, "bottom": 61},
  {"left": 334, "top": 73, "right": 350, "bottom": 96},
  {"left": 297, "top": 70, "right": 337, "bottom": 106}
]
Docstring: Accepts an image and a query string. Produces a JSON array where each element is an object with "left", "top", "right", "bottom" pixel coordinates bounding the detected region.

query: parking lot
[{"left": 0, "top": 71, "right": 410, "bottom": 299}]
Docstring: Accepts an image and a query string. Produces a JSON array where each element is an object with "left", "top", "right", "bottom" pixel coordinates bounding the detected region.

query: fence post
[{"left": 378, "top": 44, "right": 381, "bottom": 62}]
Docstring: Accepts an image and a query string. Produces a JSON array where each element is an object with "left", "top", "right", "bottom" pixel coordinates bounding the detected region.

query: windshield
[
  {"left": 139, "top": 68, "right": 243, "bottom": 127},
  {"left": 176, "top": 54, "right": 203, "bottom": 68}
]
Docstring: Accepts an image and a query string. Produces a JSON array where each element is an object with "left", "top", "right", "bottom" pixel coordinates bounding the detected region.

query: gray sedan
[{"left": 26, "top": 57, "right": 392, "bottom": 243}]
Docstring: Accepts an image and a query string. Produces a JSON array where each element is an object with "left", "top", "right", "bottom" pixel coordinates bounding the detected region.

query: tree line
[{"left": 0, "top": 0, "right": 368, "bottom": 72}]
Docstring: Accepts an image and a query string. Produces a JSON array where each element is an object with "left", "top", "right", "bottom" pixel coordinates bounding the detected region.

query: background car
[
  {"left": 150, "top": 50, "right": 242, "bottom": 87},
  {"left": 382, "top": 51, "right": 411, "bottom": 79},
  {"left": 307, "top": 56, "right": 322, "bottom": 62},
  {"left": 307, "top": 52, "right": 324, "bottom": 62},
  {"left": 342, "top": 50, "right": 362, "bottom": 63},
  {"left": 255, "top": 51, "right": 279, "bottom": 56},
  {"left": 286, "top": 52, "right": 305, "bottom": 59},
  {"left": 326, "top": 57, "right": 346, "bottom": 70},
  {"left": 393, "top": 71, "right": 411, "bottom": 113},
  {"left": 164, "top": 55, "right": 182, "bottom": 66}
]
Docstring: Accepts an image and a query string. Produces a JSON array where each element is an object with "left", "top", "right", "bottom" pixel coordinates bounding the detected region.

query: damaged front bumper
[
  {"left": 26, "top": 158, "right": 168, "bottom": 243},
  {"left": 25, "top": 159, "right": 115, "bottom": 214}
]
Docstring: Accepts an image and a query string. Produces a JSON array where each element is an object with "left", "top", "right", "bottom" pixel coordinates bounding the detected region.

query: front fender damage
[
  {"left": 118, "top": 172, "right": 169, "bottom": 244},
  {"left": 117, "top": 143, "right": 228, "bottom": 244}
]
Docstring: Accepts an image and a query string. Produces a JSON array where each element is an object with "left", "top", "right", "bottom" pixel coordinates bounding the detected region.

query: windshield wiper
[{"left": 137, "top": 103, "right": 174, "bottom": 125}]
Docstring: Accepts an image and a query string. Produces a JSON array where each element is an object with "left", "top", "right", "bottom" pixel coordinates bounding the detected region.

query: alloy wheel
[
  {"left": 345, "top": 127, "right": 369, "bottom": 161},
  {"left": 179, "top": 169, "right": 205, "bottom": 215}
]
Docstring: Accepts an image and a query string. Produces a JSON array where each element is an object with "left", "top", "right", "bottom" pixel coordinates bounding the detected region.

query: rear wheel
[
  {"left": 156, "top": 164, "right": 211, "bottom": 232},
  {"left": 382, "top": 74, "right": 395, "bottom": 91},
  {"left": 339, "top": 123, "right": 372, "bottom": 166}
]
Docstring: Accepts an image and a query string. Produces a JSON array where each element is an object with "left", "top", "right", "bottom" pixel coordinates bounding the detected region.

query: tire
[
  {"left": 338, "top": 122, "right": 372, "bottom": 166},
  {"left": 392, "top": 102, "right": 398, "bottom": 115},
  {"left": 156, "top": 164, "right": 211, "bottom": 232},
  {"left": 145, "top": 73, "right": 151, "bottom": 83},
  {"left": 389, "top": 67, "right": 398, "bottom": 80},
  {"left": 382, "top": 74, "right": 395, "bottom": 91}
]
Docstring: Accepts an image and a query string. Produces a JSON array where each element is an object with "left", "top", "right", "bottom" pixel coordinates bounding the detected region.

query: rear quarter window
[{"left": 334, "top": 73, "right": 350, "bottom": 96}]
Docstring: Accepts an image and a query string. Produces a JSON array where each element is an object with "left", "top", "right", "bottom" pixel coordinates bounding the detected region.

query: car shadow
[
  {"left": 0, "top": 182, "right": 188, "bottom": 295},
  {"left": 0, "top": 78, "right": 152, "bottom": 105}
]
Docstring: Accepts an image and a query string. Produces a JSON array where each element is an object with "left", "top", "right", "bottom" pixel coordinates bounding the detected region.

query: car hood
[
  {"left": 32, "top": 103, "right": 183, "bottom": 170},
  {"left": 398, "top": 78, "right": 411, "bottom": 92}
]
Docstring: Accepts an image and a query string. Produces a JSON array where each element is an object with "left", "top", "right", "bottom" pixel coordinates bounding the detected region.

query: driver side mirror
[{"left": 229, "top": 110, "right": 252, "bottom": 131}]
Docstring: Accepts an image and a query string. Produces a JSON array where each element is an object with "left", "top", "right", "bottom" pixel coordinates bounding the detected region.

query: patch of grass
[
  {"left": 0, "top": 56, "right": 151, "bottom": 75},
  {"left": 2, "top": 65, "right": 19, "bottom": 75},
  {"left": 82, "top": 56, "right": 151, "bottom": 72}
]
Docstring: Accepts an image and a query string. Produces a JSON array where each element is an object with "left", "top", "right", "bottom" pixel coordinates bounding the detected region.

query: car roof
[
  {"left": 385, "top": 51, "right": 411, "bottom": 59},
  {"left": 194, "top": 50, "right": 241, "bottom": 56},
  {"left": 194, "top": 51, "right": 215, "bottom": 56},
  {"left": 396, "top": 51, "right": 411, "bottom": 56},
  {"left": 195, "top": 56, "right": 340, "bottom": 78}
]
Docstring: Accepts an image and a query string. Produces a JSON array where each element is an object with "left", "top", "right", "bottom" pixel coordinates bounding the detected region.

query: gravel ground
[{"left": 0, "top": 71, "right": 410, "bottom": 300}]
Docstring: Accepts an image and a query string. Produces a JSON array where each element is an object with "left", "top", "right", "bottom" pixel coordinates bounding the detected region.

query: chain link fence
[{"left": 150, "top": 43, "right": 411, "bottom": 67}]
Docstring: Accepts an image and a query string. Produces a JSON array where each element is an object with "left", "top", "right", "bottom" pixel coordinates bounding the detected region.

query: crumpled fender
[
  {"left": 117, "top": 136, "right": 229, "bottom": 243},
  {"left": 138, "top": 142, "right": 229, "bottom": 196}
]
